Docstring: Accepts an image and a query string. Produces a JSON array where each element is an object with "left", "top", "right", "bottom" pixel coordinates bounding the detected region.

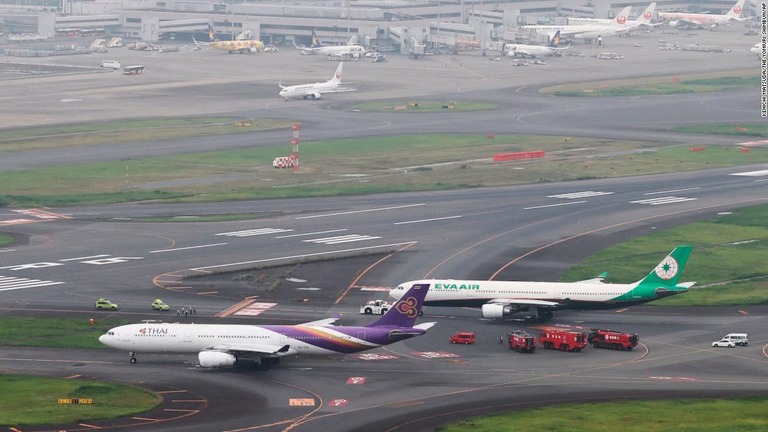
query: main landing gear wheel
[{"left": 129, "top": 352, "right": 137, "bottom": 364}]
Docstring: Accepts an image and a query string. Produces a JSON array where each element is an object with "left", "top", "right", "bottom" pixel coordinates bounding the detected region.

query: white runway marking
[
  {"left": 216, "top": 228, "right": 293, "bottom": 237},
  {"left": 629, "top": 196, "right": 698, "bottom": 206},
  {"left": 547, "top": 191, "right": 614, "bottom": 199},
  {"left": 294, "top": 203, "right": 425, "bottom": 220},
  {"left": 191, "top": 242, "right": 417, "bottom": 272},
  {"left": 303, "top": 234, "right": 382, "bottom": 245},
  {"left": 150, "top": 243, "right": 228, "bottom": 253},
  {"left": 643, "top": 187, "right": 701, "bottom": 195},
  {"left": 525, "top": 201, "right": 587, "bottom": 210},
  {"left": 394, "top": 215, "right": 463, "bottom": 225},
  {"left": 275, "top": 229, "right": 347, "bottom": 238},
  {"left": 0, "top": 276, "right": 65, "bottom": 292},
  {"left": 730, "top": 169, "right": 768, "bottom": 177}
]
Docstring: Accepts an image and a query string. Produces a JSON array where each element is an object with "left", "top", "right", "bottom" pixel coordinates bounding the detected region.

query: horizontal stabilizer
[{"left": 413, "top": 322, "right": 437, "bottom": 331}]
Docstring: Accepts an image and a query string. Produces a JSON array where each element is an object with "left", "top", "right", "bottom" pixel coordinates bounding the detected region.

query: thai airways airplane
[
  {"left": 279, "top": 62, "right": 357, "bottom": 100},
  {"left": 100, "top": 283, "right": 434, "bottom": 369},
  {"left": 658, "top": 0, "right": 747, "bottom": 28},
  {"left": 504, "top": 30, "right": 571, "bottom": 58},
  {"left": 390, "top": 246, "right": 693, "bottom": 322},
  {"left": 295, "top": 31, "right": 367, "bottom": 58}
]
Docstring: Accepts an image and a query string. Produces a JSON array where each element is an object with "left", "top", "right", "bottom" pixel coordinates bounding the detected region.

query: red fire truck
[
  {"left": 538, "top": 329, "right": 587, "bottom": 352},
  {"left": 508, "top": 330, "right": 536, "bottom": 353},
  {"left": 587, "top": 328, "right": 639, "bottom": 350}
]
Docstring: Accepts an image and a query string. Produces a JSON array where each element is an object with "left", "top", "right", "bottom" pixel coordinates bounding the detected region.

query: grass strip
[
  {"left": 435, "top": 397, "right": 768, "bottom": 431},
  {"left": 562, "top": 204, "right": 768, "bottom": 306},
  {"left": 0, "top": 375, "right": 161, "bottom": 426}
]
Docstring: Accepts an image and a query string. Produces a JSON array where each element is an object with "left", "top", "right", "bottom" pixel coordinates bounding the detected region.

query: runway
[{"left": 1, "top": 24, "right": 768, "bottom": 432}]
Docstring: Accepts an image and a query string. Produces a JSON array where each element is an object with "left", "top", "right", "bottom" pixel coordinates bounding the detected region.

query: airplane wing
[
  {"left": 208, "top": 343, "right": 294, "bottom": 357},
  {"left": 302, "top": 315, "right": 341, "bottom": 326},
  {"left": 487, "top": 298, "right": 559, "bottom": 307},
  {"left": 578, "top": 271, "right": 608, "bottom": 283},
  {"left": 322, "top": 87, "right": 358, "bottom": 94}
]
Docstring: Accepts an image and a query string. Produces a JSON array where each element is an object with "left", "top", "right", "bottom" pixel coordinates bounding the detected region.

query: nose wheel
[{"left": 129, "top": 352, "right": 137, "bottom": 364}]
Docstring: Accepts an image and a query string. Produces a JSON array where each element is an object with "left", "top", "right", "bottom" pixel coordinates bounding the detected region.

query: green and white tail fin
[{"left": 636, "top": 246, "right": 692, "bottom": 287}]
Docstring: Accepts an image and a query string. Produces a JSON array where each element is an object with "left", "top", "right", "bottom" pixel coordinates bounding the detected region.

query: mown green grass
[
  {"left": 562, "top": 204, "right": 768, "bottom": 306},
  {"left": 0, "top": 316, "right": 130, "bottom": 349},
  {"left": 0, "top": 117, "right": 295, "bottom": 153},
  {"left": 0, "top": 234, "right": 13, "bottom": 247},
  {"left": 1, "top": 133, "right": 766, "bottom": 207},
  {"left": 351, "top": 100, "right": 498, "bottom": 112},
  {"left": 435, "top": 397, "right": 768, "bottom": 432},
  {"left": 0, "top": 375, "right": 161, "bottom": 426},
  {"left": 674, "top": 123, "right": 768, "bottom": 138},
  {"left": 542, "top": 70, "right": 757, "bottom": 97}
]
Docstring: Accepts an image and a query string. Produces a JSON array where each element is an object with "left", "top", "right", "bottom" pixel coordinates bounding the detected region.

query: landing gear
[
  {"left": 129, "top": 352, "right": 137, "bottom": 364},
  {"left": 257, "top": 358, "right": 280, "bottom": 371}
]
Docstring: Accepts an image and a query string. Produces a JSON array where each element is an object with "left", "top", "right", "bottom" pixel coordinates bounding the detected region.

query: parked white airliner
[
  {"left": 100, "top": 284, "right": 434, "bottom": 369},
  {"left": 523, "top": 6, "right": 633, "bottom": 39},
  {"left": 504, "top": 30, "right": 570, "bottom": 58},
  {"left": 658, "top": 0, "right": 747, "bottom": 28},
  {"left": 390, "top": 246, "right": 693, "bottom": 321},
  {"left": 278, "top": 62, "right": 356, "bottom": 100}
]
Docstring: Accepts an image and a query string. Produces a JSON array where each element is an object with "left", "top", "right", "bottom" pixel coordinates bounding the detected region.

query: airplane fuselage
[
  {"left": 392, "top": 279, "right": 683, "bottom": 311},
  {"left": 99, "top": 322, "right": 422, "bottom": 355},
  {"left": 280, "top": 81, "right": 339, "bottom": 99}
]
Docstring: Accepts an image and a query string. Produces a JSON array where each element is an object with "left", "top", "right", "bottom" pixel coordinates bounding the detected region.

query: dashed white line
[
  {"left": 643, "top": 187, "right": 701, "bottom": 195},
  {"left": 275, "top": 229, "right": 348, "bottom": 238},
  {"left": 150, "top": 243, "right": 228, "bottom": 253},
  {"left": 394, "top": 215, "right": 463, "bottom": 225},
  {"left": 59, "top": 255, "right": 111, "bottom": 262},
  {"left": 294, "top": 203, "right": 426, "bottom": 220},
  {"left": 524, "top": 201, "right": 587, "bottom": 210}
]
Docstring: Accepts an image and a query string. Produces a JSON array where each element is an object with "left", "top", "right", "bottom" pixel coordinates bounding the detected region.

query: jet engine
[
  {"left": 198, "top": 351, "right": 236, "bottom": 368},
  {"left": 304, "top": 92, "right": 322, "bottom": 100},
  {"left": 481, "top": 304, "right": 515, "bottom": 319}
]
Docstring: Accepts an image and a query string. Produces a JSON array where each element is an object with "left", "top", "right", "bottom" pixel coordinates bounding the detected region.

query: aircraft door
[
  {"left": 122, "top": 329, "right": 130, "bottom": 342},
  {"left": 357, "top": 331, "right": 366, "bottom": 341},
  {"left": 183, "top": 328, "right": 192, "bottom": 343}
]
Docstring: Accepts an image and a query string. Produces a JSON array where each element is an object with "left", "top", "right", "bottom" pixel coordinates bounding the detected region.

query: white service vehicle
[
  {"left": 721, "top": 333, "right": 748, "bottom": 346},
  {"left": 101, "top": 60, "right": 121, "bottom": 69},
  {"left": 360, "top": 299, "right": 393, "bottom": 315}
]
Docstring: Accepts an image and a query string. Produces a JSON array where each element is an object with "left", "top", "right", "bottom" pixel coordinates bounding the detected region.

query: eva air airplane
[{"left": 390, "top": 246, "right": 693, "bottom": 321}]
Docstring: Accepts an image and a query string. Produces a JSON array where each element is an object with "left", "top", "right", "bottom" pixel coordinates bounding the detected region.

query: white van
[
  {"left": 721, "top": 333, "right": 748, "bottom": 346},
  {"left": 101, "top": 60, "right": 121, "bottom": 70}
]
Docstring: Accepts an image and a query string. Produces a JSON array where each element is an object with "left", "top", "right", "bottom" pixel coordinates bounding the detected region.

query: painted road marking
[
  {"left": 328, "top": 399, "right": 348, "bottom": 407},
  {"left": 289, "top": 399, "right": 316, "bottom": 406},
  {"left": 216, "top": 228, "right": 293, "bottom": 237},
  {"left": 295, "top": 203, "right": 425, "bottom": 220},
  {"left": 547, "top": 191, "right": 614, "bottom": 199},
  {"left": 524, "top": 201, "right": 586, "bottom": 210},
  {"left": 413, "top": 351, "right": 460, "bottom": 359},
  {"left": 0, "top": 218, "right": 39, "bottom": 227},
  {"left": 233, "top": 302, "right": 277, "bottom": 316},
  {"left": 394, "top": 215, "right": 463, "bottom": 225},
  {"left": 730, "top": 169, "right": 768, "bottom": 177},
  {"left": 359, "top": 286, "right": 393, "bottom": 292},
  {"left": 357, "top": 353, "right": 399, "bottom": 360},
  {"left": 346, "top": 377, "right": 366, "bottom": 384},
  {"left": 630, "top": 196, "right": 697, "bottom": 206},
  {"left": 0, "top": 276, "right": 65, "bottom": 292},
  {"left": 150, "top": 243, "right": 228, "bottom": 253},
  {"left": 303, "top": 234, "right": 381, "bottom": 245}
]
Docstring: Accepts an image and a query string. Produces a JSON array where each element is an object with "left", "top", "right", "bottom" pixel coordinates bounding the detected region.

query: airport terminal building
[{"left": 0, "top": 0, "right": 756, "bottom": 51}]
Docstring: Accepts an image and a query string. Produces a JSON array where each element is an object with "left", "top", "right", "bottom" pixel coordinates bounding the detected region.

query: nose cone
[
  {"left": 389, "top": 287, "right": 403, "bottom": 300},
  {"left": 98, "top": 334, "right": 107, "bottom": 345}
]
